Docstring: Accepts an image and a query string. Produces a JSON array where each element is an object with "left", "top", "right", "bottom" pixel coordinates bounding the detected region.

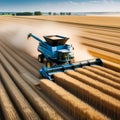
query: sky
[{"left": 0, "top": 0, "right": 120, "bottom": 12}]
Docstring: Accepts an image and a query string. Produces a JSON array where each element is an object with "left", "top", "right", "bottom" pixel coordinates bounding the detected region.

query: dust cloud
[{"left": 0, "top": 19, "right": 92, "bottom": 61}]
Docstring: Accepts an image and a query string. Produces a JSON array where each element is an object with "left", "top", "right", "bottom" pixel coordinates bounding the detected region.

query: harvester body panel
[{"left": 38, "top": 43, "right": 71, "bottom": 62}]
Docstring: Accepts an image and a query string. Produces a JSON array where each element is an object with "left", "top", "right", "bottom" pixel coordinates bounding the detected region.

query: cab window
[{"left": 58, "top": 52, "right": 69, "bottom": 60}]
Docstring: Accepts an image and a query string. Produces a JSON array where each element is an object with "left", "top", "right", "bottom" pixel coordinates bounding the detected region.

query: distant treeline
[
  {"left": 48, "top": 12, "right": 71, "bottom": 15},
  {"left": 1, "top": 11, "right": 120, "bottom": 16},
  {"left": 0, "top": 11, "right": 72, "bottom": 16},
  {"left": 15, "top": 11, "right": 71, "bottom": 16},
  {"left": 16, "top": 11, "right": 42, "bottom": 16}
]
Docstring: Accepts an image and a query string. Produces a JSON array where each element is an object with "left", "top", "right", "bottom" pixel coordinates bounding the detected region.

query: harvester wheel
[
  {"left": 38, "top": 54, "right": 44, "bottom": 63},
  {"left": 70, "top": 58, "right": 75, "bottom": 63},
  {"left": 46, "top": 61, "right": 51, "bottom": 68}
]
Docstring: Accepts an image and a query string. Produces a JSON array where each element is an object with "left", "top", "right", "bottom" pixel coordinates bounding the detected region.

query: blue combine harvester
[{"left": 28, "top": 33, "right": 103, "bottom": 80}]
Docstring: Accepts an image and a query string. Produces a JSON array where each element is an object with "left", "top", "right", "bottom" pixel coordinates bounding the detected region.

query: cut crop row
[
  {"left": 40, "top": 79, "right": 108, "bottom": 120},
  {"left": 53, "top": 72, "right": 120, "bottom": 120},
  {"left": 85, "top": 66, "right": 120, "bottom": 84},
  {"left": 75, "top": 68, "right": 120, "bottom": 90},
  {"left": 65, "top": 70, "right": 120, "bottom": 100},
  {"left": 92, "top": 66, "right": 120, "bottom": 78}
]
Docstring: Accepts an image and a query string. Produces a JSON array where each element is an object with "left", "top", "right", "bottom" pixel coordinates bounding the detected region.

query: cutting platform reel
[{"left": 40, "top": 58, "right": 103, "bottom": 80}]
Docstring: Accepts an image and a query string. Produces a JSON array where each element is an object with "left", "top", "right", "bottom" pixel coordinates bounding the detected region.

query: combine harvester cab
[{"left": 27, "top": 33, "right": 103, "bottom": 80}]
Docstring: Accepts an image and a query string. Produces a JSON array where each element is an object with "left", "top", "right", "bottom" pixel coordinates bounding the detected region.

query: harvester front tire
[
  {"left": 38, "top": 54, "right": 44, "bottom": 63},
  {"left": 46, "top": 61, "right": 51, "bottom": 68}
]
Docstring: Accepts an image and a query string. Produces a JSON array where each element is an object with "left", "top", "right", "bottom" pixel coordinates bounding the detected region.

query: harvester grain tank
[{"left": 28, "top": 33, "right": 103, "bottom": 80}]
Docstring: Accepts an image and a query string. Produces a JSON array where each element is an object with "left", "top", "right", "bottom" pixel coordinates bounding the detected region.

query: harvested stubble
[
  {"left": 1, "top": 53, "right": 63, "bottom": 120},
  {"left": 65, "top": 70, "right": 120, "bottom": 100},
  {"left": 81, "top": 32, "right": 120, "bottom": 46},
  {"left": 0, "top": 45, "right": 40, "bottom": 86},
  {"left": 92, "top": 66, "right": 120, "bottom": 78},
  {"left": 81, "top": 26, "right": 120, "bottom": 66},
  {"left": 82, "top": 27, "right": 120, "bottom": 38},
  {"left": 85, "top": 66, "right": 120, "bottom": 84},
  {"left": 18, "top": 16, "right": 120, "bottom": 27},
  {"left": 81, "top": 38, "right": 120, "bottom": 55},
  {"left": 40, "top": 79, "right": 108, "bottom": 120},
  {"left": 1, "top": 64, "right": 40, "bottom": 120},
  {"left": 83, "top": 45, "right": 120, "bottom": 64},
  {"left": 103, "top": 59, "right": 120, "bottom": 72},
  {"left": 75, "top": 68, "right": 120, "bottom": 90},
  {"left": 53, "top": 72, "right": 120, "bottom": 120},
  {"left": 0, "top": 41, "right": 40, "bottom": 78},
  {"left": 0, "top": 82, "right": 21, "bottom": 120},
  {"left": 1, "top": 40, "right": 43, "bottom": 70}
]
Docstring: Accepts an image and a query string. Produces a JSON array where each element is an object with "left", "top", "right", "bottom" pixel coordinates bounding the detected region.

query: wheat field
[{"left": 0, "top": 16, "right": 120, "bottom": 120}]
